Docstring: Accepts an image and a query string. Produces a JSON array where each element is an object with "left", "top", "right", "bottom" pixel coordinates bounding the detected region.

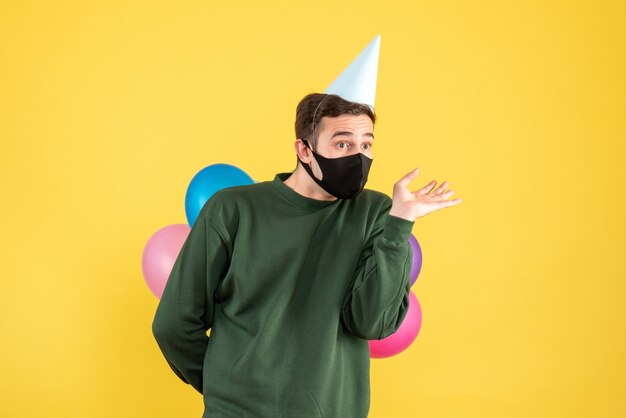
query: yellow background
[{"left": 1, "top": 0, "right": 625, "bottom": 417}]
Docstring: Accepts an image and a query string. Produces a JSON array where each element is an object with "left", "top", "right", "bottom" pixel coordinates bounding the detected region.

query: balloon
[
  {"left": 185, "top": 163, "right": 254, "bottom": 226},
  {"left": 368, "top": 291, "right": 422, "bottom": 358},
  {"left": 409, "top": 234, "right": 422, "bottom": 287},
  {"left": 142, "top": 224, "right": 190, "bottom": 299}
]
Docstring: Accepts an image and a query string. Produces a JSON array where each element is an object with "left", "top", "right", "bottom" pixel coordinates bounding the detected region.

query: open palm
[{"left": 389, "top": 168, "right": 462, "bottom": 221}]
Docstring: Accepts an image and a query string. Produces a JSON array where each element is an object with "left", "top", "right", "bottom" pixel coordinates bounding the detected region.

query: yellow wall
[{"left": 1, "top": 1, "right": 624, "bottom": 417}]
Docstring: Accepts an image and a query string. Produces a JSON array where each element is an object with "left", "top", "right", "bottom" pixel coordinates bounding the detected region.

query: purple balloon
[
  {"left": 142, "top": 224, "right": 190, "bottom": 299},
  {"left": 409, "top": 234, "right": 422, "bottom": 287},
  {"left": 368, "top": 291, "right": 422, "bottom": 358}
]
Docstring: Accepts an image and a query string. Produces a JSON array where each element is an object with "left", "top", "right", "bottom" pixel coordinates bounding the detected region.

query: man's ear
[{"left": 295, "top": 138, "right": 312, "bottom": 163}]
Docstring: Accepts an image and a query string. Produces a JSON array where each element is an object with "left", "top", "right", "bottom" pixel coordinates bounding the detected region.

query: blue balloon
[{"left": 185, "top": 163, "right": 254, "bottom": 226}]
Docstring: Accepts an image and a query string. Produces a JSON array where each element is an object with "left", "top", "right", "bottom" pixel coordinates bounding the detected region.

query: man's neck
[{"left": 283, "top": 165, "right": 338, "bottom": 202}]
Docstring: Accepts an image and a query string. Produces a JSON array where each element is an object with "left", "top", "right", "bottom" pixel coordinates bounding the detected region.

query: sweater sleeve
[
  {"left": 151, "top": 203, "right": 229, "bottom": 394},
  {"left": 341, "top": 199, "right": 415, "bottom": 340}
]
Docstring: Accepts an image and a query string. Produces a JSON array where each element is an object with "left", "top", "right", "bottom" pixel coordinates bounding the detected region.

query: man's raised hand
[{"left": 388, "top": 168, "right": 462, "bottom": 222}]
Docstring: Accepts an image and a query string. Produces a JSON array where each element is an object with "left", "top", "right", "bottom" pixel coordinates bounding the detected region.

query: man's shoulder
[
  {"left": 198, "top": 180, "right": 271, "bottom": 233},
  {"left": 354, "top": 188, "right": 392, "bottom": 210},
  {"left": 201, "top": 180, "right": 270, "bottom": 214},
  {"left": 359, "top": 188, "right": 391, "bottom": 201},
  {"left": 344, "top": 188, "right": 393, "bottom": 227},
  {"left": 212, "top": 180, "right": 270, "bottom": 199}
]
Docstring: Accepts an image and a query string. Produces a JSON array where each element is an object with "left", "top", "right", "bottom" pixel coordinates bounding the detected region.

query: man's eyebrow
[{"left": 331, "top": 131, "right": 375, "bottom": 139}]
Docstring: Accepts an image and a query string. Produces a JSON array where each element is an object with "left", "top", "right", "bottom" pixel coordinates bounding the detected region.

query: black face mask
[{"left": 297, "top": 139, "right": 373, "bottom": 199}]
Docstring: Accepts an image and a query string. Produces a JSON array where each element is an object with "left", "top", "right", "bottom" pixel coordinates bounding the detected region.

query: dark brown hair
[{"left": 294, "top": 93, "right": 376, "bottom": 151}]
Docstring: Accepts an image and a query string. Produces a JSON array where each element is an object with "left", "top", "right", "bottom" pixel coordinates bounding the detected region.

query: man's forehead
[{"left": 319, "top": 114, "right": 374, "bottom": 132}]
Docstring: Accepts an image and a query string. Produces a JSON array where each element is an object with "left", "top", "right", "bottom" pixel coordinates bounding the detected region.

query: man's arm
[
  {"left": 341, "top": 198, "right": 415, "bottom": 340},
  {"left": 152, "top": 202, "right": 229, "bottom": 394}
]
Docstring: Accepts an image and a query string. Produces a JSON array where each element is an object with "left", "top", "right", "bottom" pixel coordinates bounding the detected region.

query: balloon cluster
[
  {"left": 141, "top": 163, "right": 424, "bottom": 358},
  {"left": 141, "top": 163, "right": 254, "bottom": 298},
  {"left": 368, "top": 233, "right": 423, "bottom": 358}
]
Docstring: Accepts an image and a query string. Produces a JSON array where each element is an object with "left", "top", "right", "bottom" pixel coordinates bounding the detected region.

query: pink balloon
[
  {"left": 142, "top": 224, "right": 190, "bottom": 299},
  {"left": 368, "top": 291, "right": 422, "bottom": 358}
]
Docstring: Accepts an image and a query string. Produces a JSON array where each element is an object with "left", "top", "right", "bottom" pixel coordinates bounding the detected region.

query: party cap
[{"left": 324, "top": 34, "right": 380, "bottom": 108}]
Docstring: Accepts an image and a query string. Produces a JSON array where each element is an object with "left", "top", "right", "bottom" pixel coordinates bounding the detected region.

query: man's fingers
[
  {"left": 415, "top": 180, "right": 437, "bottom": 194},
  {"left": 441, "top": 189, "right": 455, "bottom": 199},
  {"left": 431, "top": 181, "right": 449, "bottom": 196},
  {"left": 397, "top": 167, "right": 420, "bottom": 187}
]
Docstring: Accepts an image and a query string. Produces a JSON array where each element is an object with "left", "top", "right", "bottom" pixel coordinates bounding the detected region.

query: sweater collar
[{"left": 270, "top": 172, "right": 340, "bottom": 211}]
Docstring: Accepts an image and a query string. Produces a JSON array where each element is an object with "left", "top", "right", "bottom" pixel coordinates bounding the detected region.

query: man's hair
[{"left": 294, "top": 93, "right": 376, "bottom": 151}]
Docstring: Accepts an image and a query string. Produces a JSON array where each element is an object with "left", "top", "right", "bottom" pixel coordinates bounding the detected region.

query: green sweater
[{"left": 152, "top": 171, "right": 415, "bottom": 417}]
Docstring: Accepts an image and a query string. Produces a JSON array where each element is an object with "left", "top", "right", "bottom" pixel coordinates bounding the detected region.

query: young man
[{"left": 152, "top": 93, "right": 461, "bottom": 417}]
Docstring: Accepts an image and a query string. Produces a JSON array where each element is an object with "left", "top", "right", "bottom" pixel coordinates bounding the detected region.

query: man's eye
[
  {"left": 337, "top": 142, "right": 348, "bottom": 149},
  {"left": 362, "top": 143, "right": 371, "bottom": 150}
]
